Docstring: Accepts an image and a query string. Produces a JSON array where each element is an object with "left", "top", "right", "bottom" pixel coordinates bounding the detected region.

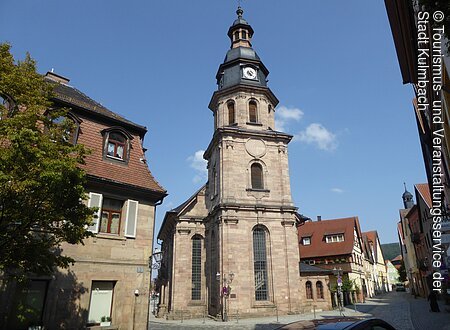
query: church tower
[{"left": 204, "top": 7, "right": 302, "bottom": 317}]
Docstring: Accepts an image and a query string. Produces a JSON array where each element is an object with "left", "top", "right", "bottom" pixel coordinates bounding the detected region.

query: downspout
[{"left": 146, "top": 196, "right": 165, "bottom": 328}]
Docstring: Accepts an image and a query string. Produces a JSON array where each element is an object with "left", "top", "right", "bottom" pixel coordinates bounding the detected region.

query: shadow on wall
[{"left": 0, "top": 269, "right": 88, "bottom": 330}]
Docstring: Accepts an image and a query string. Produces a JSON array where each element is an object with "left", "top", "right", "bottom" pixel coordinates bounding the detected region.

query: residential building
[
  {"left": 385, "top": 0, "right": 450, "bottom": 293},
  {"left": 362, "top": 231, "right": 389, "bottom": 294},
  {"left": 385, "top": 260, "right": 400, "bottom": 289},
  {"left": 156, "top": 7, "right": 305, "bottom": 320},
  {"left": 1, "top": 71, "right": 166, "bottom": 329},
  {"left": 298, "top": 263, "right": 333, "bottom": 313},
  {"left": 298, "top": 217, "right": 368, "bottom": 305}
]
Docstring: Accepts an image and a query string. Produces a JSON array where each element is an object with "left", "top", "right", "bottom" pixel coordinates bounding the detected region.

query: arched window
[
  {"left": 251, "top": 163, "right": 263, "bottom": 189},
  {"left": 227, "top": 102, "right": 235, "bottom": 125},
  {"left": 0, "top": 94, "right": 15, "bottom": 119},
  {"left": 234, "top": 31, "right": 239, "bottom": 41},
  {"left": 306, "top": 281, "right": 313, "bottom": 299},
  {"left": 242, "top": 30, "right": 247, "bottom": 39},
  {"left": 192, "top": 236, "right": 202, "bottom": 300},
  {"left": 316, "top": 281, "right": 324, "bottom": 299},
  {"left": 249, "top": 100, "right": 257, "bottom": 123},
  {"left": 253, "top": 226, "right": 269, "bottom": 301},
  {"left": 107, "top": 132, "right": 127, "bottom": 160}
]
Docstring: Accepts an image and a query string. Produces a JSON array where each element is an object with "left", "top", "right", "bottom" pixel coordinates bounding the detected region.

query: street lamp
[
  {"left": 333, "top": 267, "right": 343, "bottom": 315},
  {"left": 221, "top": 271, "right": 235, "bottom": 322},
  {"left": 150, "top": 248, "right": 163, "bottom": 315}
]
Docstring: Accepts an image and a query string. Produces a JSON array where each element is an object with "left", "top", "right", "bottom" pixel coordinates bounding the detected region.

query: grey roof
[
  {"left": 224, "top": 47, "right": 260, "bottom": 63},
  {"left": 169, "top": 184, "right": 206, "bottom": 214},
  {"left": 299, "top": 262, "right": 333, "bottom": 274},
  {"left": 49, "top": 80, "right": 147, "bottom": 132}
]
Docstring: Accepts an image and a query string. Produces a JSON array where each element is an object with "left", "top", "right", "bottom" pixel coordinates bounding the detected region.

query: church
[{"left": 156, "top": 7, "right": 329, "bottom": 320}]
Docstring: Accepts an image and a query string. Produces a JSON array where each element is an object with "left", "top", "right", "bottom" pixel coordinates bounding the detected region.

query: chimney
[
  {"left": 44, "top": 70, "right": 70, "bottom": 85},
  {"left": 317, "top": 216, "right": 321, "bottom": 221}
]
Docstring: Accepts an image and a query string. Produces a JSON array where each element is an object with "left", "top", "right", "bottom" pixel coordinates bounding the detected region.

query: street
[{"left": 149, "top": 292, "right": 450, "bottom": 329}]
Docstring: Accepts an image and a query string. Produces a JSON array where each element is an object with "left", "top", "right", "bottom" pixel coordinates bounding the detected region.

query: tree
[{"left": 0, "top": 43, "right": 94, "bottom": 280}]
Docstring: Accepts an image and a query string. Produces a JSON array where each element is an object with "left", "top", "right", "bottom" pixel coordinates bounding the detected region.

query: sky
[{"left": 0, "top": 1, "right": 426, "bottom": 244}]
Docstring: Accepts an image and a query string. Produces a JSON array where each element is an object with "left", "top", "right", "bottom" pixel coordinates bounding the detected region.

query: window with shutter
[
  {"left": 88, "top": 192, "right": 103, "bottom": 233},
  {"left": 125, "top": 200, "right": 139, "bottom": 238}
]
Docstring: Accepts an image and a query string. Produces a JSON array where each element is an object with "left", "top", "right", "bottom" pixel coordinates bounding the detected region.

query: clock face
[{"left": 243, "top": 67, "right": 257, "bottom": 80}]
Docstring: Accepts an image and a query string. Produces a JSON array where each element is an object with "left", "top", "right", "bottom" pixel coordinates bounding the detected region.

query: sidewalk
[{"left": 148, "top": 306, "right": 370, "bottom": 329}]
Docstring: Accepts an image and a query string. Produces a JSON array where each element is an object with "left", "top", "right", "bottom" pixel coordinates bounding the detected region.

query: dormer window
[
  {"left": 102, "top": 127, "right": 132, "bottom": 163},
  {"left": 325, "top": 234, "right": 344, "bottom": 243},
  {"left": 302, "top": 237, "right": 311, "bottom": 245},
  {"left": 0, "top": 93, "right": 16, "bottom": 119},
  {"left": 47, "top": 110, "right": 81, "bottom": 145},
  {"left": 107, "top": 132, "right": 126, "bottom": 159}
]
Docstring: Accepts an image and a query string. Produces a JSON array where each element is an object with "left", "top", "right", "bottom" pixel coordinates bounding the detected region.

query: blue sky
[{"left": 1, "top": 1, "right": 426, "bottom": 244}]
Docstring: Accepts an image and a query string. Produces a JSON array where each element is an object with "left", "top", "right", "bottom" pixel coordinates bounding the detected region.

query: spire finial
[
  {"left": 403, "top": 182, "right": 407, "bottom": 192},
  {"left": 236, "top": 5, "right": 243, "bottom": 18}
]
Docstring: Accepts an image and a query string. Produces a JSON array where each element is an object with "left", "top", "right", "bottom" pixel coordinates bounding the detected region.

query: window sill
[
  {"left": 246, "top": 188, "right": 270, "bottom": 193},
  {"left": 104, "top": 155, "right": 129, "bottom": 166},
  {"left": 246, "top": 122, "right": 263, "bottom": 126},
  {"left": 96, "top": 234, "right": 126, "bottom": 241},
  {"left": 252, "top": 301, "right": 276, "bottom": 308}
]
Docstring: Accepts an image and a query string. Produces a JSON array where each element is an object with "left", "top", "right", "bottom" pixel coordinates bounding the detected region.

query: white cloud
[
  {"left": 187, "top": 150, "right": 207, "bottom": 184},
  {"left": 275, "top": 106, "right": 304, "bottom": 132},
  {"left": 295, "top": 123, "right": 337, "bottom": 151},
  {"left": 331, "top": 188, "right": 344, "bottom": 194}
]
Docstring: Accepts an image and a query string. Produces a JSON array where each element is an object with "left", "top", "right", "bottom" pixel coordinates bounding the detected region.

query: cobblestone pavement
[
  {"left": 357, "top": 291, "right": 450, "bottom": 330},
  {"left": 148, "top": 306, "right": 366, "bottom": 330},
  {"left": 148, "top": 292, "right": 450, "bottom": 329}
]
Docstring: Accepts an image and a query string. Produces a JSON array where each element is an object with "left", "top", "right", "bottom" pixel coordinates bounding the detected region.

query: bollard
[
  {"left": 236, "top": 309, "right": 239, "bottom": 323},
  {"left": 354, "top": 302, "right": 357, "bottom": 313},
  {"left": 181, "top": 310, "right": 183, "bottom": 323},
  {"left": 313, "top": 305, "right": 316, "bottom": 319},
  {"left": 276, "top": 305, "right": 279, "bottom": 323},
  {"left": 203, "top": 309, "right": 205, "bottom": 324}
]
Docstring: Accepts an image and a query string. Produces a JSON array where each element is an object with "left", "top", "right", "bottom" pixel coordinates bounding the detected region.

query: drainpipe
[{"left": 146, "top": 197, "right": 165, "bottom": 328}]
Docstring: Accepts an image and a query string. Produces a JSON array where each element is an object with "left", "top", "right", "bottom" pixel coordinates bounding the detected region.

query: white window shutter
[
  {"left": 125, "top": 200, "right": 138, "bottom": 238},
  {"left": 88, "top": 192, "right": 102, "bottom": 233}
]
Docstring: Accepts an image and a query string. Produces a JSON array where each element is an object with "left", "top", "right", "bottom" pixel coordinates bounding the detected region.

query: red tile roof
[
  {"left": 78, "top": 118, "right": 166, "bottom": 194},
  {"left": 298, "top": 217, "right": 361, "bottom": 258},
  {"left": 49, "top": 79, "right": 166, "bottom": 195},
  {"left": 415, "top": 183, "right": 431, "bottom": 208}
]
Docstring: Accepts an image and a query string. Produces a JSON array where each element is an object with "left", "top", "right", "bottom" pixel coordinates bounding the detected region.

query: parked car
[
  {"left": 395, "top": 283, "right": 406, "bottom": 292},
  {"left": 276, "top": 317, "right": 396, "bottom": 330}
]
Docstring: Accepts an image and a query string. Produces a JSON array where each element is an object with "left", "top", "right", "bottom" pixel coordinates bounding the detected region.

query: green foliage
[
  {"left": 0, "top": 43, "right": 94, "bottom": 280},
  {"left": 380, "top": 243, "right": 401, "bottom": 261},
  {"left": 341, "top": 278, "right": 355, "bottom": 292}
]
